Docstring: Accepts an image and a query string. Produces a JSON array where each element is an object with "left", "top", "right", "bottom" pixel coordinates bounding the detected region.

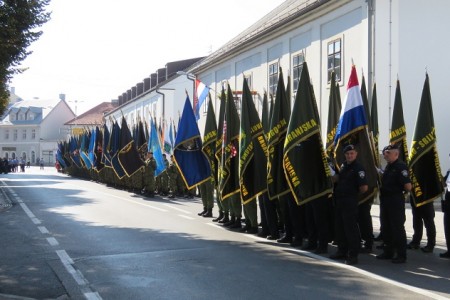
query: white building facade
[
  {"left": 0, "top": 99, "right": 75, "bottom": 165},
  {"left": 187, "top": 0, "right": 450, "bottom": 171},
  {"left": 106, "top": 0, "right": 450, "bottom": 171}
]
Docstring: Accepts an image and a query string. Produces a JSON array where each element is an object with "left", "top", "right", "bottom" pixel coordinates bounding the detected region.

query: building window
[
  {"left": 22, "top": 129, "right": 27, "bottom": 139},
  {"left": 27, "top": 113, "right": 34, "bottom": 120},
  {"left": 327, "top": 38, "right": 341, "bottom": 82},
  {"left": 268, "top": 62, "right": 279, "bottom": 98},
  {"left": 10, "top": 113, "right": 16, "bottom": 121},
  {"left": 5, "top": 129, "right": 9, "bottom": 139},
  {"left": 293, "top": 52, "right": 305, "bottom": 94},
  {"left": 13, "top": 129, "right": 18, "bottom": 141},
  {"left": 31, "top": 129, "right": 36, "bottom": 139},
  {"left": 31, "top": 151, "right": 36, "bottom": 164},
  {"left": 18, "top": 113, "right": 25, "bottom": 120}
]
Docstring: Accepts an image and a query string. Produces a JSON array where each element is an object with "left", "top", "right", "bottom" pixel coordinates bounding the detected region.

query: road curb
[{"left": 0, "top": 182, "right": 13, "bottom": 211}]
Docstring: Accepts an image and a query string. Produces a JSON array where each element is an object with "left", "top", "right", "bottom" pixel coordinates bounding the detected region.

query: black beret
[
  {"left": 343, "top": 144, "right": 356, "bottom": 153},
  {"left": 383, "top": 144, "right": 399, "bottom": 153}
]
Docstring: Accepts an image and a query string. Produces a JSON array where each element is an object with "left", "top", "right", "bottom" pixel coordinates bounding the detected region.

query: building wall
[{"left": 375, "top": 0, "right": 450, "bottom": 170}]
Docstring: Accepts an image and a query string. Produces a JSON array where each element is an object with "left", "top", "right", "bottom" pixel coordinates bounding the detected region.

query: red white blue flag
[{"left": 194, "top": 79, "right": 210, "bottom": 120}]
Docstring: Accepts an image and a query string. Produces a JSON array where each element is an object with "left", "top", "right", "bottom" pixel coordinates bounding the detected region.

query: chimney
[
  {"left": 144, "top": 78, "right": 151, "bottom": 92},
  {"left": 150, "top": 73, "right": 157, "bottom": 88},
  {"left": 137, "top": 82, "right": 144, "bottom": 96},
  {"left": 59, "top": 93, "right": 66, "bottom": 101}
]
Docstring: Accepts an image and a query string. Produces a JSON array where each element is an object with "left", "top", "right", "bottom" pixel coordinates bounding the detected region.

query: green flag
[
  {"left": 370, "top": 83, "right": 380, "bottom": 167},
  {"left": 361, "top": 76, "right": 379, "bottom": 169},
  {"left": 239, "top": 78, "right": 268, "bottom": 204},
  {"left": 261, "top": 92, "right": 270, "bottom": 135},
  {"left": 283, "top": 62, "right": 333, "bottom": 205},
  {"left": 409, "top": 73, "right": 443, "bottom": 207},
  {"left": 390, "top": 80, "right": 408, "bottom": 163},
  {"left": 214, "top": 87, "right": 226, "bottom": 189},
  {"left": 202, "top": 95, "right": 217, "bottom": 183},
  {"left": 360, "top": 75, "right": 372, "bottom": 131},
  {"left": 218, "top": 84, "right": 240, "bottom": 200},
  {"left": 325, "top": 71, "right": 341, "bottom": 160},
  {"left": 267, "top": 67, "right": 291, "bottom": 200}
]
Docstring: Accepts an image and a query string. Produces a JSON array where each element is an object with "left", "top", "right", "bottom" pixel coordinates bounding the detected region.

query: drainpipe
[{"left": 156, "top": 88, "right": 175, "bottom": 123}]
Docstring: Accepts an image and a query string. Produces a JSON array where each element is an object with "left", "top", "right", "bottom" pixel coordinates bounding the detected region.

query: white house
[{"left": 0, "top": 97, "right": 75, "bottom": 165}]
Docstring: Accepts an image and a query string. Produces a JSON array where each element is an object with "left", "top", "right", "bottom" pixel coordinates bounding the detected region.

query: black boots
[
  {"left": 202, "top": 208, "right": 213, "bottom": 218},
  {"left": 198, "top": 207, "right": 207, "bottom": 216},
  {"left": 212, "top": 211, "right": 224, "bottom": 222}
]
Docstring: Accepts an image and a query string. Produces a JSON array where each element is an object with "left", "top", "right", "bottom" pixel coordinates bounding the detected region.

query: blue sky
[{"left": 10, "top": 0, "right": 285, "bottom": 115}]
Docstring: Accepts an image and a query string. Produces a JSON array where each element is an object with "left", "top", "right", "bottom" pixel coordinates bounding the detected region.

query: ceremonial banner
[
  {"left": 148, "top": 118, "right": 166, "bottom": 177},
  {"left": 267, "top": 68, "right": 291, "bottom": 200},
  {"left": 69, "top": 136, "right": 82, "bottom": 168},
  {"left": 409, "top": 73, "right": 443, "bottom": 207},
  {"left": 334, "top": 65, "right": 378, "bottom": 204},
  {"left": 102, "top": 123, "right": 112, "bottom": 167},
  {"left": 325, "top": 71, "right": 341, "bottom": 161},
  {"left": 202, "top": 96, "right": 217, "bottom": 183},
  {"left": 174, "top": 96, "right": 211, "bottom": 189},
  {"left": 118, "top": 117, "right": 144, "bottom": 177},
  {"left": 371, "top": 83, "right": 380, "bottom": 166},
  {"left": 283, "top": 62, "right": 333, "bottom": 205},
  {"left": 218, "top": 85, "right": 240, "bottom": 200},
  {"left": 390, "top": 80, "right": 409, "bottom": 163},
  {"left": 239, "top": 78, "right": 268, "bottom": 204},
  {"left": 110, "top": 121, "right": 126, "bottom": 179}
]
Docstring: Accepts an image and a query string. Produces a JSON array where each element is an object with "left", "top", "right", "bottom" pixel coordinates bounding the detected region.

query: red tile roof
[{"left": 65, "top": 102, "right": 118, "bottom": 126}]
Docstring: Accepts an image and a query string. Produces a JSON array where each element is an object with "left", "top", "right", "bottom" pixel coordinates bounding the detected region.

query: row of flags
[
  {"left": 57, "top": 115, "right": 178, "bottom": 180},
  {"left": 58, "top": 61, "right": 443, "bottom": 209},
  {"left": 199, "top": 61, "right": 443, "bottom": 208}
]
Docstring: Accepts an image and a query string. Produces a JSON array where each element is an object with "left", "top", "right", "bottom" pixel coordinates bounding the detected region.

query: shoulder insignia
[
  {"left": 359, "top": 171, "right": 366, "bottom": 179},
  {"left": 401, "top": 170, "right": 408, "bottom": 177}
]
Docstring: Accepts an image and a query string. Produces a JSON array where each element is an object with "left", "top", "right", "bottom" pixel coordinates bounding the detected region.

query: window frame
[{"left": 327, "top": 38, "right": 342, "bottom": 83}]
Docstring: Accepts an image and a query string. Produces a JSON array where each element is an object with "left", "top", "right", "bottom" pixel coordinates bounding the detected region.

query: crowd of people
[
  {"left": 61, "top": 142, "right": 450, "bottom": 266},
  {"left": 0, "top": 157, "right": 30, "bottom": 173}
]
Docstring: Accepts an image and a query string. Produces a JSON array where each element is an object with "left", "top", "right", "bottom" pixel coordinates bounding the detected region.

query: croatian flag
[
  {"left": 194, "top": 79, "right": 210, "bottom": 120},
  {"left": 334, "top": 65, "right": 368, "bottom": 146}
]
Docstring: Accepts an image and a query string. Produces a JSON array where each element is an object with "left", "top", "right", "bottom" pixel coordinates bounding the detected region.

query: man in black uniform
[
  {"left": 376, "top": 144, "right": 411, "bottom": 263},
  {"left": 330, "top": 144, "right": 368, "bottom": 265}
]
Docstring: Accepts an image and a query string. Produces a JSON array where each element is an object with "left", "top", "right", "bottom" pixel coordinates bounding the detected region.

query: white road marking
[
  {"left": 38, "top": 226, "right": 49, "bottom": 234},
  {"left": 47, "top": 237, "right": 59, "bottom": 246}
]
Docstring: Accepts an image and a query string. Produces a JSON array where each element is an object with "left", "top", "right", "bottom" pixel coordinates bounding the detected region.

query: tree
[{"left": 0, "top": 0, "right": 51, "bottom": 114}]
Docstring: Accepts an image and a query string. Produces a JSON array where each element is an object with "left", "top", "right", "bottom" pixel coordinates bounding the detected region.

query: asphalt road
[{"left": 0, "top": 167, "right": 449, "bottom": 300}]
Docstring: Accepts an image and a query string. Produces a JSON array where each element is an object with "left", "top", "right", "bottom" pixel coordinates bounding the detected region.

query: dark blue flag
[{"left": 174, "top": 96, "right": 211, "bottom": 189}]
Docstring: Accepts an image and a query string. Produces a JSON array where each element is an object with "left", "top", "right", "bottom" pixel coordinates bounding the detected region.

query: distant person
[
  {"left": 40, "top": 158, "right": 44, "bottom": 170},
  {"left": 26, "top": 161, "right": 30, "bottom": 168}
]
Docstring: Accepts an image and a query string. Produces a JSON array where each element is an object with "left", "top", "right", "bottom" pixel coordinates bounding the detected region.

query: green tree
[{"left": 0, "top": 0, "right": 51, "bottom": 114}]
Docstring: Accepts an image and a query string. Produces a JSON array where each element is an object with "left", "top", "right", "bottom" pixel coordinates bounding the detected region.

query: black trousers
[
  {"left": 411, "top": 201, "right": 436, "bottom": 247},
  {"left": 281, "top": 193, "right": 305, "bottom": 241},
  {"left": 358, "top": 200, "right": 374, "bottom": 247},
  {"left": 443, "top": 192, "right": 450, "bottom": 251},
  {"left": 305, "top": 196, "right": 330, "bottom": 248},
  {"left": 334, "top": 196, "right": 360, "bottom": 257},
  {"left": 259, "top": 192, "right": 279, "bottom": 237},
  {"left": 380, "top": 195, "right": 407, "bottom": 258}
]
